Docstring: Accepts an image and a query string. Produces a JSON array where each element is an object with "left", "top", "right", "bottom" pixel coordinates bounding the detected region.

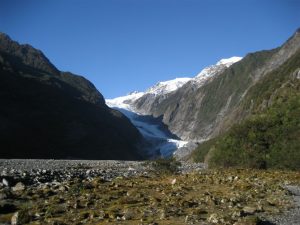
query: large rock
[{"left": 12, "top": 182, "right": 25, "bottom": 192}]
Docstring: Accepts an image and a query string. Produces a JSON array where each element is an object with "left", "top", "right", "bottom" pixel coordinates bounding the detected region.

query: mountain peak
[
  {"left": 0, "top": 32, "right": 12, "bottom": 41},
  {"left": 146, "top": 77, "right": 191, "bottom": 95},
  {"left": 216, "top": 56, "right": 243, "bottom": 67},
  {"left": 195, "top": 56, "right": 242, "bottom": 83},
  {"left": 0, "top": 32, "right": 59, "bottom": 75}
]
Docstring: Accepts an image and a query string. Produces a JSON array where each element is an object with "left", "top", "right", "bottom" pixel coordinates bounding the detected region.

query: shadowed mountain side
[{"left": 0, "top": 33, "right": 144, "bottom": 160}]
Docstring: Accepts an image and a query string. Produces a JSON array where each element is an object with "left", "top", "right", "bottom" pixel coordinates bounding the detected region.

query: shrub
[{"left": 150, "top": 157, "right": 181, "bottom": 175}]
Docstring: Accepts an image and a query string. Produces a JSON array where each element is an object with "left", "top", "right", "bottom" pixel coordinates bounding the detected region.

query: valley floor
[{"left": 0, "top": 160, "right": 299, "bottom": 225}]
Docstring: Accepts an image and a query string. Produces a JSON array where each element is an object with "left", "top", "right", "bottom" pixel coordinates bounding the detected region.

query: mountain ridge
[
  {"left": 108, "top": 29, "right": 299, "bottom": 159},
  {"left": 134, "top": 30, "right": 299, "bottom": 143},
  {"left": 193, "top": 47, "right": 300, "bottom": 169},
  {"left": 0, "top": 32, "right": 144, "bottom": 160},
  {"left": 107, "top": 56, "right": 243, "bottom": 113}
]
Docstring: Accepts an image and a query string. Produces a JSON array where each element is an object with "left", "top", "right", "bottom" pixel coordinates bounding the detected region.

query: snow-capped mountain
[
  {"left": 106, "top": 77, "right": 192, "bottom": 113},
  {"left": 107, "top": 56, "right": 242, "bottom": 112},
  {"left": 106, "top": 56, "right": 242, "bottom": 158},
  {"left": 146, "top": 77, "right": 192, "bottom": 96},
  {"left": 194, "top": 56, "right": 242, "bottom": 84},
  {"left": 106, "top": 91, "right": 144, "bottom": 111}
]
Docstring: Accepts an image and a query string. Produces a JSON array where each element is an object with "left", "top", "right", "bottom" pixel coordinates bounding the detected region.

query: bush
[
  {"left": 150, "top": 157, "right": 181, "bottom": 175},
  {"left": 192, "top": 51, "right": 300, "bottom": 170},
  {"left": 208, "top": 94, "right": 300, "bottom": 170}
]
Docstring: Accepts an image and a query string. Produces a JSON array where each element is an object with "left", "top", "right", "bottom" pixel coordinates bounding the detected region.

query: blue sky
[{"left": 0, "top": 0, "right": 299, "bottom": 98}]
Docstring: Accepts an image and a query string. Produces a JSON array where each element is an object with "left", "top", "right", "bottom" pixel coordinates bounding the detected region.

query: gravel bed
[
  {"left": 0, "top": 159, "right": 143, "bottom": 172},
  {"left": 0, "top": 159, "right": 298, "bottom": 225},
  {"left": 268, "top": 185, "right": 300, "bottom": 225},
  {"left": 0, "top": 159, "right": 206, "bottom": 187},
  {"left": 0, "top": 159, "right": 146, "bottom": 187}
]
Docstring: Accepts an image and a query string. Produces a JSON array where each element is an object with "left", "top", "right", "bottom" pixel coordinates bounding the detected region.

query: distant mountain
[
  {"left": 106, "top": 79, "right": 193, "bottom": 157},
  {"left": 0, "top": 32, "right": 144, "bottom": 160},
  {"left": 119, "top": 30, "right": 299, "bottom": 146},
  {"left": 107, "top": 57, "right": 242, "bottom": 157},
  {"left": 109, "top": 30, "right": 300, "bottom": 162},
  {"left": 107, "top": 56, "right": 242, "bottom": 134}
]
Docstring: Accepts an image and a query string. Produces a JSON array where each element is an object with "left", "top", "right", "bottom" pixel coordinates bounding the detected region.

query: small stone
[
  {"left": 122, "top": 210, "right": 133, "bottom": 220},
  {"left": 231, "top": 210, "right": 242, "bottom": 219},
  {"left": 12, "top": 182, "right": 25, "bottom": 192},
  {"left": 11, "top": 212, "right": 18, "bottom": 225},
  {"left": 227, "top": 176, "right": 234, "bottom": 182},
  {"left": 208, "top": 213, "right": 219, "bottom": 223},
  {"left": 98, "top": 210, "right": 106, "bottom": 219},
  {"left": 233, "top": 216, "right": 260, "bottom": 225},
  {"left": 185, "top": 215, "right": 189, "bottom": 223},
  {"left": 116, "top": 216, "right": 122, "bottom": 220},
  {"left": 2, "top": 178, "right": 9, "bottom": 187},
  {"left": 171, "top": 178, "right": 177, "bottom": 185},
  {"left": 242, "top": 206, "right": 257, "bottom": 215},
  {"left": 267, "top": 198, "right": 276, "bottom": 206},
  {"left": 0, "top": 192, "right": 8, "bottom": 200},
  {"left": 58, "top": 185, "right": 66, "bottom": 192},
  {"left": 159, "top": 210, "right": 166, "bottom": 219}
]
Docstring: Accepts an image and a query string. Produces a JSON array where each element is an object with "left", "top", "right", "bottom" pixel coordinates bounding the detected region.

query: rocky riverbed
[{"left": 0, "top": 159, "right": 299, "bottom": 225}]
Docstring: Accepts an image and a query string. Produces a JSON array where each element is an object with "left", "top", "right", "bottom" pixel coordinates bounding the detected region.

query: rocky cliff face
[
  {"left": 192, "top": 47, "right": 300, "bottom": 169},
  {"left": 0, "top": 33, "right": 144, "bottom": 160},
  {"left": 129, "top": 30, "right": 300, "bottom": 142}
]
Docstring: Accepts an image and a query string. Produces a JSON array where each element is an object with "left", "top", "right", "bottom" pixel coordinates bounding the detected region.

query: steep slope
[
  {"left": 133, "top": 57, "right": 242, "bottom": 116},
  {"left": 108, "top": 77, "right": 192, "bottom": 114},
  {"left": 107, "top": 57, "right": 242, "bottom": 157},
  {"left": 192, "top": 48, "right": 300, "bottom": 169},
  {"left": 140, "top": 30, "right": 300, "bottom": 142},
  {"left": 0, "top": 33, "right": 143, "bottom": 160}
]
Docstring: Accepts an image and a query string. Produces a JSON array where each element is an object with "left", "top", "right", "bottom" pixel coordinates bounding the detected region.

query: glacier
[
  {"left": 106, "top": 94, "right": 189, "bottom": 157},
  {"left": 106, "top": 56, "right": 242, "bottom": 158}
]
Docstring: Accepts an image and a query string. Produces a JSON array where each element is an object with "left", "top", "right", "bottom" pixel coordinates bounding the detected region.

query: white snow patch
[
  {"left": 216, "top": 56, "right": 242, "bottom": 67},
  {"left": 194, "top": 56, "right": 242, "bottom": 85},
  {"left": 146, "top": 77, "right": 191, "bottom": 96},
  {"left": 106, "top": 91, "right": 144, "bottom": 112}
]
